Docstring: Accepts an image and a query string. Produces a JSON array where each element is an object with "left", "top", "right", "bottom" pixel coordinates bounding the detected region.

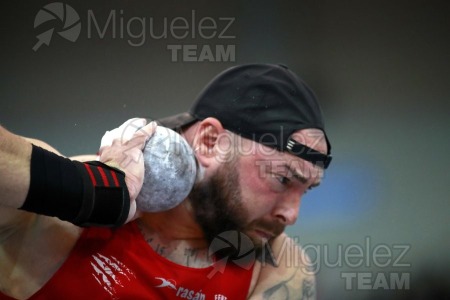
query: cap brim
[{"left": 156, "top": 112, "right": 198, "bottom": 131}]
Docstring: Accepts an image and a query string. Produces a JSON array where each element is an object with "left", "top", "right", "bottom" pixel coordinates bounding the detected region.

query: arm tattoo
[
  {"left": 301, "top": 278, "right": 315, "bottom": 300},
  {"left": 262, "top": 282, "right": 289, "bottom": 299},
  {"left": 184, "top": 248, "right": 199, "bottom": 267},
  {"left": 154, "top": 243, "right": 166, "bottom": 255},
  {"left": 262, "top": 269, "right": 316, "bottom": 300},
  {"left": 262, "top": 268, "right": 297, "bottom": 299}
]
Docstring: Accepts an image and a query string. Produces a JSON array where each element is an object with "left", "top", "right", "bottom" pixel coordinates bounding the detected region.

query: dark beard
[
  {"left": 188, "top": 157, "right": 253, "bottom": 260},
  {"left": 188, "top": 156, "right": 286, "bottom": 264}
]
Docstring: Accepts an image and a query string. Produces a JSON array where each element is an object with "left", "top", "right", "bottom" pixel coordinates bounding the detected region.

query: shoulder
[
  {"left": 1, "top": 213, "right": 82, "bottom": 249},
  {"left": 248, "top": 233, "right": 316, "bottom": 300},
  {"left": 1, "top": 209, "right": 82, "bottom": 262},
  {"left": 0, "top": 213, "right": 82, "bottom": 269},
  {"left": 0, "top": 214, "right": 82, "bottom": 299}
]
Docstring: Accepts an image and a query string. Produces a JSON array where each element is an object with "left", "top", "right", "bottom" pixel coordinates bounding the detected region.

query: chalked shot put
[{"left": 0, "top": 64, "right": 331, "bottom": 299}]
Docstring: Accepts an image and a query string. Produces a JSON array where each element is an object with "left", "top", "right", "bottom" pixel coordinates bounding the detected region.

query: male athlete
[{"left": 0, "top": 64, "right": 331, "bottom": 299}]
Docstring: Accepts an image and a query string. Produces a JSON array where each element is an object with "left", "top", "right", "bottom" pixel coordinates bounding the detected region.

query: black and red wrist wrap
[{"left": 20, "top": 145, "right": 130, "bottom": 227}]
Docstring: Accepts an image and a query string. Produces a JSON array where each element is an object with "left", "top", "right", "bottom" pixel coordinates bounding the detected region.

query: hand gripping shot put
[{"left": 100, "top": 118, "right": 200, "bottom": 213}]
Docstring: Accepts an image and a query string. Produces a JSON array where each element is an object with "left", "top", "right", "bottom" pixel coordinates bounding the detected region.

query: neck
[
  {"left": 139, "top": 199, "right": 206, "bottom": 244},
  {"left": 137, "top": 200, "right": 214, "bottom": 268}
]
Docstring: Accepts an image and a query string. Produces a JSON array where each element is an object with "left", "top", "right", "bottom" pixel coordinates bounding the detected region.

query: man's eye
[{"left": 277, "top": 176, "right": 290, "bottom": 185}]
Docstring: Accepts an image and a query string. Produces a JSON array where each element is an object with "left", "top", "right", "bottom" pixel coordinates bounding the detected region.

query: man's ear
[{"left": 192, "top": 117, "right": 225, "bottom": 167}]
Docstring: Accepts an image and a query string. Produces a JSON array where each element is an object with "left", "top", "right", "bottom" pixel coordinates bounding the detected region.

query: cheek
[{"left": 238, "top": 170, "right": 279, "bottom": 216}]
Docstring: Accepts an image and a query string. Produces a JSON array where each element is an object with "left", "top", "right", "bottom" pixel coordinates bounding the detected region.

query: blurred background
[{"left": 1, "top": 0, "right": 449, "bottom": 299}]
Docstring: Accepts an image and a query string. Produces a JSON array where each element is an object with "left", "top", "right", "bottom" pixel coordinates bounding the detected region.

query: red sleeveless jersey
[{"left": 0, "top": 222, "right": 254, "bottom": 300}]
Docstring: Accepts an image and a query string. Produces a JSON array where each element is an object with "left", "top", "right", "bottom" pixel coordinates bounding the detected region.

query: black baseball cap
[{"left": 158, "top": 64, "right": 332, "bottom": 169}]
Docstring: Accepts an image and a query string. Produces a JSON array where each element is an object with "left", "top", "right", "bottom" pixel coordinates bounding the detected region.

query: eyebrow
[{"left": 283, "top": 164, "right": 321, "bottom": 188}]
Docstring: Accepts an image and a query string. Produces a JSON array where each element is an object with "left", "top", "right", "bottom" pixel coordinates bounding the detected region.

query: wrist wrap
[{"left": 20, "top": 145, "right": 130, "bottom": 227}]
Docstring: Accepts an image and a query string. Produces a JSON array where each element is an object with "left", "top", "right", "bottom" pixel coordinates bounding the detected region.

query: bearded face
[
  {"left": 188, "top": 155, "right": 246, "bottom": 246},
  {"left": 188, "top": 155, "right": 285, "bottom": 256}
]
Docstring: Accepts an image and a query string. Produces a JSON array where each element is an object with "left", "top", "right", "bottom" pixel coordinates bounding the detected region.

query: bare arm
[
  {"left": 0, "top": 127, "right": 69, "bottom": 228},
  {"left": 0, "top": 127, "right": 68, "bottom": 209},
  {"left": 248, "top": 234, "right": 316, "bottom": 300},
  {"left": 258, "top": 271, "right": 316, "bottom": 300},
  {"left": 0, "top": 120, "right": 155, "bottom": 227},
  {"left": 0, "top": 125, "right": 33, "bottom": 209}
]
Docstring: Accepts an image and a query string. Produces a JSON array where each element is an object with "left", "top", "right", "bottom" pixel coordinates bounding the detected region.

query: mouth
[{"left": 253, "top": 229, "right": 274, "bottom": 240}]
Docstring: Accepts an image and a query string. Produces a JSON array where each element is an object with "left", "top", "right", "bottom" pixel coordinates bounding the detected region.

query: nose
[{"left": 273, "top": 195, "right": 301, "bottom": 225}]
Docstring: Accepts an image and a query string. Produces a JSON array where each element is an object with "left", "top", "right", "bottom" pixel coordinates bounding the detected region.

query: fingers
[
  {"left": 100, "top": 118, "right": 148, "bottom": 149},
  {"left": 98, "top": 119, "right": 154, "bottom": 185},
  {"left": 99, "top": 118, "right": 157, "bottom": 157},
  {"left": 126, "top": 120, "right": 157, "bottom": 151},
  {"left": 135, "top": 121, "right": 157, "bottom": 141},
  {"left": 104, "top": 121, "right": 157, "bottom": 165},
  {"left": 96, "top": 118, "right": 158, "bottom": 223}
]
